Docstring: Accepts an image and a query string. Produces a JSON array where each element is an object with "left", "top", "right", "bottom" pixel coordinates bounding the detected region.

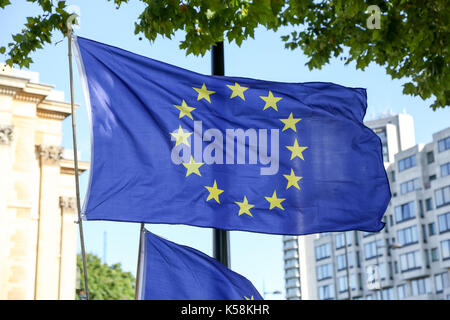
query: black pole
[
  {"left": 211, "top": 42, "right": 225, "bottom": 76},
  {"left": 211, "top": 41, "right": 229, "bottom": 267}
]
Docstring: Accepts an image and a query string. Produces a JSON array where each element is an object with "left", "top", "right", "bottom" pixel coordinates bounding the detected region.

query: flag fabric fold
[
  {"left": 138, "top": 230, "right": 263, "bottom": 300},
  {"left": 74, "top": 36, "right": 390, "bottom": 235}
]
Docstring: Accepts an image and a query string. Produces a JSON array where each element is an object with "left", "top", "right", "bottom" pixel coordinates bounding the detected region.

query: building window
[
  {"left": 376, "top": 287, "right": 394, "bottom": 300},
  {"left": 315, "top": 243, "right": 331, "bottom": 261},
  {"left": 285, "top": 249, "right": 298, "bottom": 259},
  {"left": 411, "top": 278, "right": 431, "bottom": 296},
  {"left": 286, "top": 287, "right": 300, "bottom": 297},
  {"left": 364, "top": 240, "right": 383, "bottom": 260},
  {"left": 338, "top": 276, "right": 348, "bottom": 293},
  {"left": 375, "top": 128, "right": 389, "bottom": 162},
  {"left": 400, "top": 178, "right": 421, "bottom": 195},
  {"left": 354, "top": 231, "right": 359, "bottom": 246},
  {"left": 285, "top": 268, "right": 299, "bottom": 278},
  {"left": 424, "top": 249, "right": 430, "bottom": 268},
  {"left": 338, "top": 275, "right": 356, "bottom": 293},
  {"left": 390, "top": 171, "right": 396, "bottom": 182},
  {"left": 425, "top": 198, "right": 434, "bottom": 211},
  {"left": 284, "top": 239, "right": 297, "bottom": 250},
  {"left": 395, "top": 201, "right": 416, "bottom": 223},
  {"left": 418, "top": 200, "right": 424, "bottom": 218},
  {"left": 435, "top": 185, "right": 450, "bottom": 208},
  {"left": 316, "top": 263, "right": 333, "bottom": 281},
  {"left": 335, "top": 232, "right": 352, "bottom": 249},
  {"left": 422, "top": 224, "right": 428, "bottom": 243},
  {"left": 431, "top": 248, "right": 439, "bottom": 262},
  {"left": 318, "top": 284, "right": 334, "bottom": 300},
  {"left": 400, "top": 250, "right": 421, "bottom": 272},
  {"left": 397, "top": 225, "right": 419, "bottom": 246},
  {"left": 441, "top": 162, "right": 450, "bottom": 177},
  {"left": 362, "top": 231, "right": 375, "bottom": 237},
  {"left": 438, "top": 212, "right": 450, "bottom": 233},
  {"left": 426, "top": 151, "right": 434, "bottom": 164},
  {"left": 434, "top": 273, "right": 449, "bottom": 294},
  {"left": 378, "top": 263, "right": 387, "bottom": 280},
  {"left": 398, "top": 154, "right": 416, "bottom": 172},
  {"left": 285, "top": 259, "right": 299, "bottom": 269},
  {"left": 428, "top": 223, "right": 437, "bottom": 236},
  {"left": 438, "top": 136, "right": 450, "bottom": 153},
  {"left": 356, "top": 251, "right": 361, "bottom": 268},
  {"left": 397, "top": 284, "right": 407, "bottom": 299},
  {"left": 286, "top": 278, "right": 300, "bottom": 288},
  {"left": 337, "top": 252, "right": 354, "bottom": 271},
  {"left": 441, "top": 240, "right": 450, "bottom": 260}
]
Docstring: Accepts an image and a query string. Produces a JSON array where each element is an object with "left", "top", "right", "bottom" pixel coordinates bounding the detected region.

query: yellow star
[
  {"left": 193, "top": 83, "right": 215, "bottom": 103},
  {"left": 170, "top": 125, "right": 193, "bottom": 147},
  {"left": 173, "top": 100, "right": 196, "bottom": 120},
  {"left": 283, "top": 169, "right": 303, "bottom": 190},
  {"left": 286, "top": 139, "right": 308, "bottom": 160},
  {"left": 204, "top": 180, "right": 224, "bottom": 204},
  {"left": 226, "top": 82, "right": 248, "bottom": 101},
  {"left": 264, "top": 190, "right": 286, "bottom": 210},
  {"left": 244, "top": 296, "right": 254, "bottom": 300},
  {"left": 235, "top": 196, "right": 254, "bottom": 217},
  {"left": 182, "top": 156, "right": 204, "bottom": 177},
  {"left": 280, "top": 112, "right": 302, "bottom": 132},
  {"left": 260, "top": 90, "right": 282, "bottom": 111}
]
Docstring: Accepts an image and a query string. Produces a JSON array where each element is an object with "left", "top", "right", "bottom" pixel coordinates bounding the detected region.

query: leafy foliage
[
  {"left": 76, "top": 253, "right": 135, "bottom": 300},
  {"left": 1, "top": 0, "right": 448, "bottom": 109}
]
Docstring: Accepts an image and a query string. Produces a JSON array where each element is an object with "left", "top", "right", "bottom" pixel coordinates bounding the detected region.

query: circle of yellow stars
[{"left": 169, "top": 82, "right": 309, "bottom": 219}]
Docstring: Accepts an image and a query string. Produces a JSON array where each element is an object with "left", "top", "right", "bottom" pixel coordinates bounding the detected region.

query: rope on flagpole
[
  {"left": 135, "top": 223, "right": 145, "bottom": 300},
  {"left": 67, "top": 13, "right": 90, "bottom": 300}
]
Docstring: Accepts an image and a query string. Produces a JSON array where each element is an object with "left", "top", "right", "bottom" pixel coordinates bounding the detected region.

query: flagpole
[
  {"left": 67, "top": 19, "right": 90, "bottom": 300},
  {"left": 135, "top": 223, "right": 145, "bottom": 300},
  {"left": 211, "top": 41, "right": 230, "bottom": 267}
]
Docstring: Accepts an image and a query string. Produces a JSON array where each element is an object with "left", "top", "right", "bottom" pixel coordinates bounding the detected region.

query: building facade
[
  {"left": 284, "top": 113, "right": 450, "bottom": 300},
  {"left": 0, "top": 65, "right": 88, "bottom": 299}
]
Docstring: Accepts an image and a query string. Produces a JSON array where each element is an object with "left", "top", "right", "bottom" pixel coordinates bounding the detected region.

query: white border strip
[{"left": 72, "top": 35, "right": 95, "bottom": 219}]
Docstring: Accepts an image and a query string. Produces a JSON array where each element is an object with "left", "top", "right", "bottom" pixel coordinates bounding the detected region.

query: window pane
[{"left": 441, "top": 240, "right": 450, "bottom": 259}]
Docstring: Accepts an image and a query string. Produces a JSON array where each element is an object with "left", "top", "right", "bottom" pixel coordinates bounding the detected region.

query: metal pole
[
  {"left": 135, "top": 223, "right": 145, "bottom": 300},
  {"left": 343, "top": 232, "right": 352, "bottom": 300},
  {"left": 67, "top": 29, "right": 90, "bottom": 300},
  {"left": 211, "top": 41, "right": 230, "bottom": 267}
]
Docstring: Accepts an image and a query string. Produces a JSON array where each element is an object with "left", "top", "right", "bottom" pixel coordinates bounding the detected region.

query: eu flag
[
  {"left": 74, "top": 37, "right": 390, "bottom": 235},
  {"left": 138, "top": 229, "right": 263, "bottom": 300}
]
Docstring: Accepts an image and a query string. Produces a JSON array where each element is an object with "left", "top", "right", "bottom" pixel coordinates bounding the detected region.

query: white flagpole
[{"left": 67, "top": 14, "right": 90, "bottom": 300}]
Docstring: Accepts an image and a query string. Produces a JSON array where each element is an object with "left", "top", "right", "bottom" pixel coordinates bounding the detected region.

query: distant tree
[
  {"left": 76, "top": 253, "right": 135, "bottom": 300},
  {"left": 0, "top": 1, "right": 448, "bottom": 109}
]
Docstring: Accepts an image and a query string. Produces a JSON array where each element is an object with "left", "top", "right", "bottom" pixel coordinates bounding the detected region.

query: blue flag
[
  {"left": 137, "top": 230, "right": 263, "bottom": 300},
  {"left": 74, "top": 37, "right": 390, "bottom": 235}
]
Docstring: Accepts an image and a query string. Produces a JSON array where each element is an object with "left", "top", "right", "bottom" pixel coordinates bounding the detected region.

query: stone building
[{"left": 0, "top": 65, "right": 88, "bottom": 299}]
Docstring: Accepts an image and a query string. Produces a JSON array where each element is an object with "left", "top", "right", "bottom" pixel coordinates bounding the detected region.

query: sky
[{"left": 1, "top": 1, "right": 450, "bottom": 300}]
